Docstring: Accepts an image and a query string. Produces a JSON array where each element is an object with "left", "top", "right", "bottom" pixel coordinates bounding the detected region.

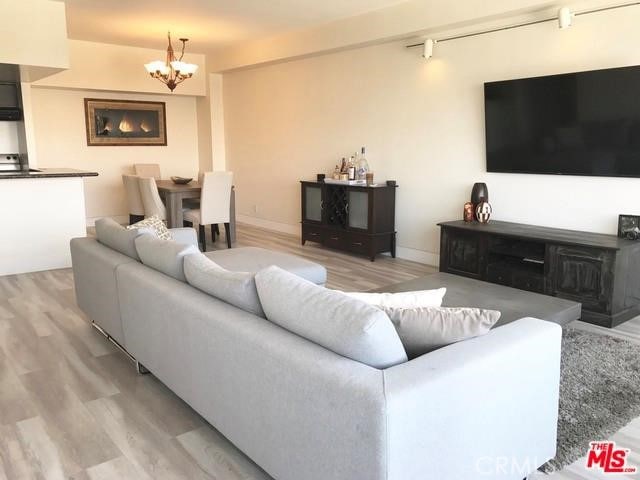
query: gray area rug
[{"left": 541, "top": 327, "right": 640, "bottom": 472}]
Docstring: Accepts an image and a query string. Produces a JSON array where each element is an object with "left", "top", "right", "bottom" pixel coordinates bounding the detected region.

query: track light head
[
  {"left": 423, "top": 38, "right": 435, "bottom": 59},
  {"left": 558, "top": 7, "right": 573, "bottom": 29}
]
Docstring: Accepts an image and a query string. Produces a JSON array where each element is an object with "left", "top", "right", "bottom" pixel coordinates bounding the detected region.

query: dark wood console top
[{"left": 438, "top": 220, "right": 636, "bottom": 251}]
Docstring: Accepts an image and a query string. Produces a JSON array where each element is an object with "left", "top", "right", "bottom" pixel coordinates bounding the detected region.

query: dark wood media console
[{"left": 438, "top": 220, "right": 640, "bottom": 328}]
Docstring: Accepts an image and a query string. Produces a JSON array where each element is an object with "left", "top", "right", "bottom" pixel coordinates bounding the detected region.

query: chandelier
[{"left": 144, "top": 32, "right": 198, "bottom": 92}]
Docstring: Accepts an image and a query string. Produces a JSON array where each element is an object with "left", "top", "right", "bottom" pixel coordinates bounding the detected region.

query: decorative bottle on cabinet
[
  {"left": 347, "top": 156, "right": 356, "bottom": 181},
  {"left": 471, "top": 182, "right": 489, "bottom": 220},
  {"left": 356, "top": 147, "right": 370, "bottom": 181}
]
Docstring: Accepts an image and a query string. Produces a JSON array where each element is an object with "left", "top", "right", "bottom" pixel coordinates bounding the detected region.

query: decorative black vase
[{"left": 470, "top": 182, "right": 489, "bottom": 204}]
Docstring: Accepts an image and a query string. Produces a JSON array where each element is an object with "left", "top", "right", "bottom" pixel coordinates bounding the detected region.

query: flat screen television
[{"left": 484, "top": 65, "right": 640, "bottom": 177}]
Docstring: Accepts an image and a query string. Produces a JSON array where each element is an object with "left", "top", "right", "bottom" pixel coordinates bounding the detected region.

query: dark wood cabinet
[
  {"left": 439, "top": 220, "right": 640, "bottom": 328},
  {"left": 301, "top": 181, "right": 396, "bottom": 261}
]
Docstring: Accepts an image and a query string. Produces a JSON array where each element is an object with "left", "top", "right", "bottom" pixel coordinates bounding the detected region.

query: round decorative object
[
  {"left": 471, "top": 182, "right": 489, "bottom": 205},
  {"left": 170, "top": 176, "right": 193, "bottom": 185},
  {"left": 463, "top": 202, "right": 474, "bottom": 222},
  {"left": 476, "top": 199, "right": 492, "bottom": 223}
]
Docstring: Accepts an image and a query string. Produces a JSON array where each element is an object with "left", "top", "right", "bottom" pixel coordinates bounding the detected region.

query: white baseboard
[
  {"left": 237, "top": 214, "right": 439, "bottom": 267},
  {"left": 383, "top": 246, "right": 439, "bottom": 267},
  {"left": 236, "top": 214, "right": 300, "bottom": 236},
  {"left": 86, "top": 215, "right": 128, "bottom": 227}
]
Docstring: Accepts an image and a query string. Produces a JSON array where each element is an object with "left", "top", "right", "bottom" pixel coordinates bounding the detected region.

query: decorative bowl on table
[{"left": 170, "top": 176, "right": 193, "bottom": 185}]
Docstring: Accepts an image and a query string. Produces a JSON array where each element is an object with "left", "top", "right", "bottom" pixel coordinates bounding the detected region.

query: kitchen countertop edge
[{"left": 0, "top": 168, "right": 99, "bottom": 179}]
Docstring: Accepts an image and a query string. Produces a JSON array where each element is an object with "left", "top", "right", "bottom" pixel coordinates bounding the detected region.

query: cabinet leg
[
  {"left": 210, "top": 224, "right": 216, "bottom": 242},
  {"left": 302, "top": 238, "right": 306, "bottom": 245},
  {"left": 391, "top": 233, "right": 397, "bottom": 258},
  {"left": 224, "top": 223, "right": 232, "bottom": 248}
]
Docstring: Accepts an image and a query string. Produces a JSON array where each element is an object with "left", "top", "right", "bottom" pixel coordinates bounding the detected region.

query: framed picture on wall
[{"left": 84, "top": 98, "right": 167, "bottom": 146}]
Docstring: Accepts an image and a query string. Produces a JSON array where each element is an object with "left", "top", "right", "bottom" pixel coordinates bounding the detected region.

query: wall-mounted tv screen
[{"left": 484, "top": 65, "right": 640, "bottom": 177}]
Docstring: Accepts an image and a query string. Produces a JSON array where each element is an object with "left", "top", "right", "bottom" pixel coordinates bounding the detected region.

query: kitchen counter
[
  {"left": 0, "top": 168, "right": 98, "bottom": 179},
  {"left": 0, "top": 171, "right": 96, "bottom": 275}
]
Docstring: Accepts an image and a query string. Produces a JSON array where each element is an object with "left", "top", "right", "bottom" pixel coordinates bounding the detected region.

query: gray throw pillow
[
  {"left": 184, "top": 253, "right": 264, "bottom": 317},
  {"left": 382, "top": 306, "right": 501, "bottom": 359},
  {"left": 255, "top": 266, "right": 407, "bottom": 369},
  {"left": 134, "top": 234, "right": 199, "bottom": 282},
  {"left": 95, "top": 217, "right": 154, "bottom": 260}
]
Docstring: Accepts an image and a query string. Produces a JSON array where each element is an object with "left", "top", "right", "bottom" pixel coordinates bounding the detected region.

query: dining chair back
[
  {"left": 201, "top": 171, "right": 233, "bottom": 226},
  {"left": 134, "top": 163, "right": 161, "bottom": 180},
  {"left": 122, "top": 174, "right": 145, "bottom": 224},
  {"left": 138, "top": 176, "right": 167, "bottom": 220}
]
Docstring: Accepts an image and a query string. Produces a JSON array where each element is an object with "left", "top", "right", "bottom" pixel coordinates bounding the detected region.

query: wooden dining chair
[
  {"left": 122, "top": 174, "right": 145, "bottom": 225},
  {"left": 183, "top": 171, "right": 233, "bottom": 251},
  {"left": 138, "top": 176, "right": 167, "bottom": 221},
  {"left": 134, "top": 163, "right": 161, "bottom": 180}
]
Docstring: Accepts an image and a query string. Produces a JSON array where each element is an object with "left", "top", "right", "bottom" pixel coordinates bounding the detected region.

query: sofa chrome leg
[{"left": 136, "top": 361, "right": 150, "bottom": 375}]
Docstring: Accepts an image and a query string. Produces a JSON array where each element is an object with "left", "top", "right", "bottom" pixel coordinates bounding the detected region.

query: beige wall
[
  {"left": 223, "top": 6, "right": 640, "bottom": 264},
  {"left": 31, "top": 87, "right": 200, "bottom": 224},
  {"left": 33, "top": 40, "right": 206, "bottom": 97}
]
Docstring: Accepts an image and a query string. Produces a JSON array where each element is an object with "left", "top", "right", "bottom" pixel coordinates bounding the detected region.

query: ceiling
[{"left": 56, "top": 0, "right": 408, "bottom": 53}]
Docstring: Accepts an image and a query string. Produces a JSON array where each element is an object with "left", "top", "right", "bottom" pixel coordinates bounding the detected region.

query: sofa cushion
[
  {"left": 255, "top": 266, "right": 407, "bottom": 369},
  {"left": 382, "top": 306, "right": 501, "bottom": 358},
  {"left": 134, "top": 234, "right": 199, "bottom": 282},
  {"left": 341, "top": 288, "right": 446, "bottom": 308},
  {"left": 206, "top": 247, "right": 327, "bottom": 285},
  {"left": 127, "top": 215, "right": 172, "bottom": 240},
  {"left": 184, "top": 252, "right": 264, "bottom": 317},
  {"left": 95, "top": 217, "right": 154, "bottom": 260}
]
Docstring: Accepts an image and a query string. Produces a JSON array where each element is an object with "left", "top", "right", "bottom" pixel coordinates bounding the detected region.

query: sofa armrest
[
  {"left": 170, "top": 227, "right": 198, "bottom": 247},
  {"left": 383, "top": 318, "right": 562, "bottom": 480}
]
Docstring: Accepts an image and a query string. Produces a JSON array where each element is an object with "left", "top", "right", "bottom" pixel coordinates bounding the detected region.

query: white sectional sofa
[{"left": 70, "top": 218, "right": 562, "bottom": 480}]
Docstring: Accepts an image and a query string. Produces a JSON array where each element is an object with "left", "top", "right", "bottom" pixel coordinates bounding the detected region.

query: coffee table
[{"left": 376, "top": 272, "right": 581, "bottom": 328}]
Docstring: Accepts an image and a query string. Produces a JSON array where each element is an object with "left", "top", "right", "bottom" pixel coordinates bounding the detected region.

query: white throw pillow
[
  {"left": 383, "top": 306, "right": 501, "bottom": 359},
  {"left": 341, "top": 288, "right": 446, "bottom": 308},
  {"left": 255, "top": 266, "right": 407, "bottom": 369},
  {"left": 127, "top": 215, "right": 172, "bottom": 240},
  {"left": 184, "top": 253, "right": 264, "bottom": 317}
]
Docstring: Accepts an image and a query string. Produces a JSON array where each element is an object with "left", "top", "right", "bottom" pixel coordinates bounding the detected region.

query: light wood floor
[{"left": 0, "top": 223, "right": 638, "bottom": 479}]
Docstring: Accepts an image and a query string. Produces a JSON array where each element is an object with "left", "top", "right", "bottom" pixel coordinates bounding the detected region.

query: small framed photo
[
  {"left": 84, "top": 98, "right": 167, "bottom": 146},
  {"left": 618, "top": 214, "right": 640, "bottom": 239}
]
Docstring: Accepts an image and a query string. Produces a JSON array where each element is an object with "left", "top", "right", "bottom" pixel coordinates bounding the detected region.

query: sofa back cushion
[
  {"left": 134, "top": 234, "right": 199, "bottom": 282},
  {"left": 383, "top": 306, "right": 501, "bottom": 358},
  {"left": 184, "top": 253, "right": 264, "bottom": 317},
  {"left": 95, "top": 217, "right": 154, "bottom": 260},
  {"left": 255, "top": 266, "right": 407, "bottom": 369}
]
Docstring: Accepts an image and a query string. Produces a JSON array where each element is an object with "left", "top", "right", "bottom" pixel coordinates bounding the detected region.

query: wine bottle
[
  {"left": 356, "top": 146, "right": 369, "bottom": 181},
  {"left": 348, "top": 156, "right": 356, "bottom": 181}
]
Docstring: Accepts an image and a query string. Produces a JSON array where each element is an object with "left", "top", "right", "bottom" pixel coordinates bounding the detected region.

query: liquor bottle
[
  {"left": 348, "top": 156, "right": 356, "bottom": 181},
  {"left": 356, "top": 146, "right": 369, "bottom": 181},
  {"left": 333, "top": 165, "right": 341, "bottom": 180},
  {"left": 340, "top": 157, "right": 347, "bottom": 173}
]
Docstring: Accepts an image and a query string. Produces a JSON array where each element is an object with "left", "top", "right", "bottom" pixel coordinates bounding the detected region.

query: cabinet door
[
  {"left": 441, "top": 228, "right": 486, "bottom": 279},
  {"left": 347, "top": 190, "right": 369, "bottom": 230},
  {"left": 302, "top": 184, "right": 323, "bottom": 223},
  {"left": 548, "top": 245, "right": 614, "bottom": 314}
]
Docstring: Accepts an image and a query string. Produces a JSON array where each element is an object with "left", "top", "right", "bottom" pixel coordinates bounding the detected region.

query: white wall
[
  {"left": 223, "top": 6, "right": 640, "bottom": 264},
  {"left": 31, "top": 87, "right": 200, "bottom": 224}
]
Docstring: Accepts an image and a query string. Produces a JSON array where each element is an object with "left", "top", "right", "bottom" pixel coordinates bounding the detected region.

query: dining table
[{"left": 156, "top": 180, "right": 236, "bottom": 243}]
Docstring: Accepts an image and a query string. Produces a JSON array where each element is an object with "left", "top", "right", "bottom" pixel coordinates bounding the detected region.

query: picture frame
[
  {"left": 617, "top": 214, "right": 640, "bottom": 239},
  {"left": 84, "top": 98, "right": 167, "bottom": 146}
]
